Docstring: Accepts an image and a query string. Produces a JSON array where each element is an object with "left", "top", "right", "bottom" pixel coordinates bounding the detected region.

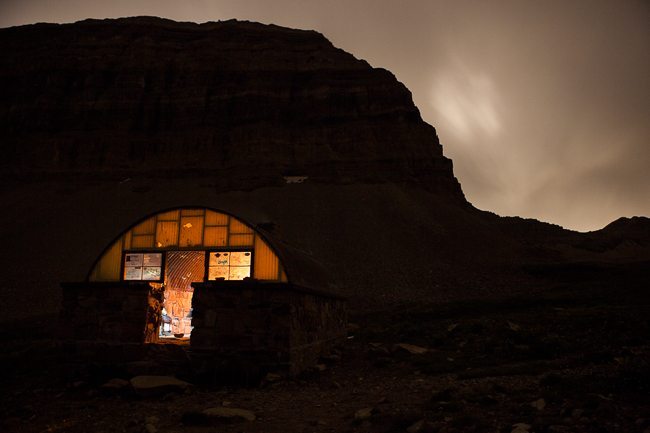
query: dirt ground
[{"left": 1, "top": 268, "right": 649, "bottom": 433}]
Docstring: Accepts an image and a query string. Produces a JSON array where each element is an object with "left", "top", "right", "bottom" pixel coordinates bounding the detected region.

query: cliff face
[{"left": 0, "top": 17, "right": 461, "bottom": 195}]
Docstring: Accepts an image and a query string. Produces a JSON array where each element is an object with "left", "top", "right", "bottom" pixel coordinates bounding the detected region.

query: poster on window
[
  {"left": 209, "top": 252, "right": 230, "bottom": 267},
  {"left": 124, "top": 253, "right": 143, "bottom": 267},
  {"left": 124, "top": 266, "right": 143, "bottom": 280},
  {"left": 143, "top": 253, "right": 162, "bottom": 267},
  {"left": 230, "top": 251, "right": 252, "bottom": 266},
  {"left": 208, "top": 266, "right": 229, "bottom": 280},
  {"left": 142, "top": 266, "right": 162, "bottom": 280},
  {"left": 229, "top": 266, "right": 251, "bottom": 280}
]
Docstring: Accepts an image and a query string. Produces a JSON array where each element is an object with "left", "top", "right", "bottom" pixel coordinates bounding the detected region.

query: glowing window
[
  {"left": 123, "top": 252, "right": 163, "bottom": 281},
  {"left": 207, "top": 251, "right": 252, "bottom": 280}
]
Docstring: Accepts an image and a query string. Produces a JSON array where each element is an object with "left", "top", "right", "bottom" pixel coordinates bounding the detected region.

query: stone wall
[
  {"left": 190, "top": 281, "right": 347, "bottom": 381},
  {"left": 59, "top": 280, "right": 346, "bottom": 382},
  {"left": 60, "top": 281, "right": 163, "bottom": 344}
]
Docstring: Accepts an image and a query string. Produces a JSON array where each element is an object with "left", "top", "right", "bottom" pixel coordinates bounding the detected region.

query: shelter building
[{"left": 60, "top": 207, "right": 347, "bottom": 378}]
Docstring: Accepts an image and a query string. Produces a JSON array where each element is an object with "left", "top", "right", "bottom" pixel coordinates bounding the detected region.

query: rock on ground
[
  {"left": 202, "top": 407, "right": 256, "bottom": 422},
  {"left": 129, "top": 376, "right": 190, "bottom": 396}
]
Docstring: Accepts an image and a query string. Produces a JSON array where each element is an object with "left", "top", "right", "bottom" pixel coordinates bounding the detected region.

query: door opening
[{"left": 160, "top": 251, "right": 205, "bottom": 341}]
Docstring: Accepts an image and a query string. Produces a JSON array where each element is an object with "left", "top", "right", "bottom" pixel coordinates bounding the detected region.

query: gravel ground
[{"left": 1, "top": 270, "right": 649, "bottom": 433}]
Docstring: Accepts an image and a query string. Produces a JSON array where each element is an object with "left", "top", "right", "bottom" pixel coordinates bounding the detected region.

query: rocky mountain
[{"left": 0, "top": 17, "right": 461, "bottom": 196}]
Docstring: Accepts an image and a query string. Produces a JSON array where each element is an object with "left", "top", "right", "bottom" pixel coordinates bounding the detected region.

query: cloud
[{"left": 431, "top": 60, "right": 502, "bottom": 141}]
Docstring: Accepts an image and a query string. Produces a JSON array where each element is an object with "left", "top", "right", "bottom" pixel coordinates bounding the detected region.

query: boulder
[
  {"left": 511, "top": 423, "right": 531, "bottom": 433},
  {"left": 101, "top": 378, "right": 130, "bottom": 390},
  {"left": 129, "top": 375, "right": 191, "bottom": 396},
  {"left": 203, "top": 407, "right": 256, "bottom": 422},
  {"left": 407, "top": 419, "right": 426, "bottom": 433},
  {"left": 531, "top": 398, "right": 546, "bottom": 410},
  {"left": 354, "top": 407, "right": 374, "bottom": 420}
]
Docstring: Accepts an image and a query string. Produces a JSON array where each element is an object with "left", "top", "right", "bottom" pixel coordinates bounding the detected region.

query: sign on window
[
  {"left": 208, "top": 251, "right": 252, "bottom": 280},
  {"left": 124, "top": 252, "right": 163, "bottom": 281}
]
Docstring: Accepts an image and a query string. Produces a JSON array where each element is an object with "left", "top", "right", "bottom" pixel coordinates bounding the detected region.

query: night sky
[{"left": 2, "top": 0, "right": 648, "bottom": 232}]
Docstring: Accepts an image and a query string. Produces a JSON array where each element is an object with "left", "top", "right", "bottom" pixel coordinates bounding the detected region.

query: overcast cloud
[{"left": 1, "top": 0, "right": 648, "bottom": 231}]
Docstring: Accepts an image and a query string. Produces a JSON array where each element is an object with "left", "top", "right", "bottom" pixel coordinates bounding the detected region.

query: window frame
[
  {"left": 120, "top": 250, "right": 166, "bottom": 283},
  {"left": 119, "top": 246, "right": 257, "bottom": 283},
  {"left": 204, "top": 247, "right": 255, "bottom": 282}
]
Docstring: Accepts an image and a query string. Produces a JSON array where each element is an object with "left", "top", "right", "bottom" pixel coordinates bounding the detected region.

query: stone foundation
[
  {"left": 59, "top": 280, "right": 347, "bottom": 381},
  {"left": 189, "top": 281, "right": 347, "bottom": 381},
  {"left": 60, "top": 281, "right": 163, "bottom": 344}
]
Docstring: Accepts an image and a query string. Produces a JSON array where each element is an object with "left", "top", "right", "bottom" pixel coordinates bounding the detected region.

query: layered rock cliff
[{"left": 0, "top": 17, "right": 462, "bottom": 196}]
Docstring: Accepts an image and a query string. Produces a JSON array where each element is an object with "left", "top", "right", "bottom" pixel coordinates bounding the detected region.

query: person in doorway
[{"left": 160, "top": 307, "right": 172, "bottom": 336}]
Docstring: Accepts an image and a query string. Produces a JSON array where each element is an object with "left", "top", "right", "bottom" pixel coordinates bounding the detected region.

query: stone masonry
[
  {"left": 59, "top": 280, "right": 347, "bottom": 382},
  {"left": 60, "top": 281, "right": 163, "bottom": 344},
  {"left": 189, "top": 281, "right": 347, "bottom": 381}
]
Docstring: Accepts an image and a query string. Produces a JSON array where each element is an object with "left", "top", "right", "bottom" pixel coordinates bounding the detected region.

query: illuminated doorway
[{"left": 160, "top": 251, "right": 205, "bottom": 340}]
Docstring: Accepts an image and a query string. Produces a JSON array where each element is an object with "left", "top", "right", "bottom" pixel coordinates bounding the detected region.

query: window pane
[
  {"left": 229, "top": 218, "right": 253, "bottom": 234},
  {"left": 132, "top": 234, "right": 154, "bottom": 248},
  {"left": 143, "top": 253, "right": 162, "bottom": 266},
  {"left": 204, "top": 226, "right": 227, "bottom": 246},
  {"left": 253, "top": 235, "right": 279, "bottom": 280},
  {"left": 229, "top": 234, "right": 254, "bottom": 246},
  {"left": 156, "top": 221, "right": 179, "bottom": 247},
  {"left": 229, "top": 266, "right": 251, "bottom": 280},
  {"left": 205, "top": 210, "right": 228, "bottom": 226},
  {"left": 230, "top": 251, "right": 252, "bottom": 266},
  {"left": 142, "top": 266, "right": 161, "bottom": 280},
  {"left": 179, "top": 216, "right": 204, "bottom": 247},
  {"left": 208, "top": 266, "right": 229, "bottom": 280},
  {"left": 124, "top": 266, "right": 143, "bottom": 280},
  {"left": 124, "top": 253, "right": 143, "bottom": 266},
  {"left": 132, "top": 217, "right": 156, "bottom": 235},
  {"left": 180, "top": 208, "right": 204, "bottom": 216},
  {"left": 157, "top": 210, "right": 180, "bottom": 221},
  {"left": 209, "top": 251, "right": 230, "bottom": 266}
]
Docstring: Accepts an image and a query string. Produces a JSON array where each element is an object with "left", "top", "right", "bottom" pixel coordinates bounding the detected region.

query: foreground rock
[
  {"left": 129, "top": 375, "right": 190, "bottom": 396},
  {"left": 203, "top": 407, "right": 256, "bottom": 422},
  {"left": 354, "top": 407, "right": 374, "bottom": 421},
  {"left": 511, "top": 423, "right": 531, "bottom": 433},
  {"left": 101, "top": 378, "right": 130, "bottom": 391}
]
